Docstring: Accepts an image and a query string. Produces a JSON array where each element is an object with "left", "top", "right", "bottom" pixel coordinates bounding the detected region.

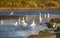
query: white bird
[
  {"left": 47, "top": 13, "right": 50, "bottom": 18},
  {"left": 10, "top": 11, "right": 14, "bottom": 15},
  {"left": 45, "top": 14, "right": 47, "bottom": 18},
  {"left": 22, "top": 22, "right": 27, "bottom": 26},
  {"left": 14, "top": 22, "right": 18, "bottom": 26},
  {"left": 53, "top": 23, "right": 58, "bottom": 29},
  {"left": 39, "top": 14, "right": 42, "bottom": 24},
  {"left": 53, "top": 23, "right": 56, "bottom": 28},
  {"left": 1, "top": 20, "right": 4, "bottom": 24},
  {"left": 21, "top": 17, "right": 27, "bottom": 26},
  {"left": 21, "top": 17, "right": 25, "bottom": 23},
  {"left": 30, "top": 19, "right": 36, "bottom": 28}
]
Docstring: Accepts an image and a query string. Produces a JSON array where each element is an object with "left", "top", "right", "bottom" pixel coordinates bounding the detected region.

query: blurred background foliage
[{"left": 0, "top": 0, "right": 60, "bottom": 7}]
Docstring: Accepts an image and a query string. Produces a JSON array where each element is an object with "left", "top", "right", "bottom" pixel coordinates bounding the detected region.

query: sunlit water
[
  {"left": 0, "top": 10, "right": 60, "bottom": 38},
  {"left": 0, "top": 16, "right": 48, "bottom": 38}
]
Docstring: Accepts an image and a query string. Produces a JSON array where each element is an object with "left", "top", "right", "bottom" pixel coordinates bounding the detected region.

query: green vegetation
[{"left": 0, "top": 0, "right": 60, "bottom": 7}]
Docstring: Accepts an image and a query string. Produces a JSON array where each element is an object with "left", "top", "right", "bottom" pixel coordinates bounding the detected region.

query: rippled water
[
  {"left": 0, "top": 10, "right": 60, "bottom": 38},
  {"left": 0, "top": 16, "right": 48, "bottom": 38}
]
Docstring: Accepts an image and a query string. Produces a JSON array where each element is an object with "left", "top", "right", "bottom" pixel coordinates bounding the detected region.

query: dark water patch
[{"left": 0, "top": 10, "right": 60, "bottom": 16}]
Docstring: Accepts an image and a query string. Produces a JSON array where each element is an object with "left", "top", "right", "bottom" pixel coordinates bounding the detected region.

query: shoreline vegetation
[{"left": 0, "top": 0, "right": 60, "bottom": 10}]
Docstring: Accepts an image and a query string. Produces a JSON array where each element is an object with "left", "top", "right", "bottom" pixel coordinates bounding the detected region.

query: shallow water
[
  {"left": 0, "top": 10, "right": 60, "bottom": 38},
  {"left": 0, "top": 24, "right": 48, "bottom": 38},
  {"left": 0, "top": 16, "right": 48, "bottom": 38}
]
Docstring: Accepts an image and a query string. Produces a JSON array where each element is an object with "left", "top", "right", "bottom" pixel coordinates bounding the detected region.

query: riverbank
[
  {"left": 0, "top": 7, "right": 60, "bottom": 10},
  {"left": 28, "top": 31, "right": 56, "bottom": 38}
]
